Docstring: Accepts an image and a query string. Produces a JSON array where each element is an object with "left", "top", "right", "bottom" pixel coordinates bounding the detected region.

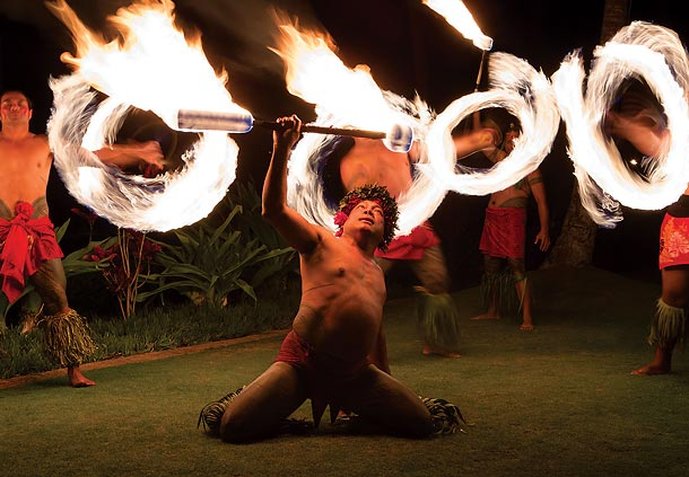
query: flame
[
  {"left": 47, "top": 0, "right": 247, "bottom": 123},
  {"left": 270, "top": 14, "right": 445, "bottom": 236},
  {"left": 421, "top": 0, "right": 493, "bottom": 51},
  {"left": 270, "top": 15, "right": 410, "bottom": 134},
  {"left": 45, "top": 0, "right": 244, "bottom": 231},
  {"left": 552, "top": 21, "right": 689, "bottom": 227},
  {"left": 270, "top": 16, "right": 557, "bottom": 235}
]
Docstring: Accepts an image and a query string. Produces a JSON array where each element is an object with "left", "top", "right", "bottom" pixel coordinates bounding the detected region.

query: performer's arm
[
  {"left": 453, "top": 128, "right": 500, "bottom": 160},
  {"left": 262, "top": 115, "right": 322, "bottom": 254},
  {"left": 454, "top": 110, "right": 502, "bottom": 161},
  {"left": 604, "top": 109, "right": 669, "bottom": 158},
  {"left": 94, "top": 140, "right": 165, "bottom": 172},
  {"left": 529, "top": 169, "right": 550, "bottom": 251}
]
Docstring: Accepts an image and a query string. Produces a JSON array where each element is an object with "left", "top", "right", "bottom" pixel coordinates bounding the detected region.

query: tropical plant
[
  {"left": 138, "top": 202, "right": 295, "bottom": 308},
  {"left": 83, "top": 229, "right": 162, "bottom": 319},
  {"left": 226, "top": 181, "right": 299, "bottom": 284}
]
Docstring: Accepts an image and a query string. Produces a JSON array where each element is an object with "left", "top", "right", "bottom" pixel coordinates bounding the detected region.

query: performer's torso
[
  {"left": 340, "top": 138, "right": 413, "bottom": 199},
  {"left": 294, "top": 233, "right": 385, "bottom": 364},
  {"left": 489, "top": 169, "right": 540, "bottom": 208},
  {"left": 0, "top": 133, "right": 52, "bottom": 218}
]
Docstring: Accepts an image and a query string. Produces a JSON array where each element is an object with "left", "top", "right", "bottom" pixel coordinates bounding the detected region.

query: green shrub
[
  {"left": 0, "top": 278, "right": 300, "bottom": 379},
  {"left": 139, "top": 203, "right": 295, "bottom": 307}
]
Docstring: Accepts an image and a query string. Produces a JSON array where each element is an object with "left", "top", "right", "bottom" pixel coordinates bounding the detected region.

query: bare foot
[
  {"left": 68, "top": 367, "right": 96, "bottom": 387},
  {"left": 631, "top": 363, "right": 670, "bottom": 376},
  {"left": 422, "top": 345, "right": 462, "bottom": 358},
  {"left": 519, "top": 323, "right": 535, "bottom": 332},
  {"left": 470, "top": 312, "right": 500, "bottom": 321}
]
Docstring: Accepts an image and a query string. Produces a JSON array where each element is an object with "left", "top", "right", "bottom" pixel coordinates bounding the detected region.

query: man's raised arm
[
  {"left": 261, "top": 115, "right": 322, "bottom": 254},
  {"left": 94, "top": 140, "right": 165, "bottom": 169}
]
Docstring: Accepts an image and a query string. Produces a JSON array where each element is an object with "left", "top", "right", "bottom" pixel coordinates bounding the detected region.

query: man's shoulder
[
  {"left": 30, "top": 133, "right": 49, "bottom": 144},
  {"left": 28, "top": 133, "right": 50, "bottom": 152},
  {"left": 0, "top": 132, "right": 49, "bottom": 145},
  {"left": 0, "top": 133, "right": 51, "bottom": 165}
]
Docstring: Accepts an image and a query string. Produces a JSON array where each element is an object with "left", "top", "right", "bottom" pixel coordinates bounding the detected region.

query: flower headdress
[{"left": 333, "top": 184, "right": 399, "bottom": 250}]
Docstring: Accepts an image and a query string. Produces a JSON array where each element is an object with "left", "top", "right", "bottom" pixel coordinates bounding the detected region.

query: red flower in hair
[
  {"left": 334, "top": 211, "right": 348, "bottom": 228},
  {"left": 333, "top": 211, "right": 349, "bottom": 237}
]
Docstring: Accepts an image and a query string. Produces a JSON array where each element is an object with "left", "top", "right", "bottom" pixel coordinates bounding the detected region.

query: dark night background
[{"left": 1, "top": 0, "right": 687, "bottom": 292}]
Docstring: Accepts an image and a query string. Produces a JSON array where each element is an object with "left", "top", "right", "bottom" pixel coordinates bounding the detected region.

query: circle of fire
[
  {"left": 423, "top": 52, "right": 560, "bottom": 197},
  {"left": 552, "top": 21, "right": 689, "bottom": 227},
  {"left": 287, "top": 102, "right": 443, "bottom": 238},
  {"left": 48, "top": 75, "right": 239, "bottom": 232}
]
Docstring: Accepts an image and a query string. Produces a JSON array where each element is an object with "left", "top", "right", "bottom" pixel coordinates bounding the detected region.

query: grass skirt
[
  {"left": 416, "top": 291, "right": 461, "bottom": 351},
  {"left": 481, "top": 271, "right": 521, "bottom": 319},
  {"left": 648, "top": 298, "right": 687, "bottom": 348},
  {"left": 39, "top": 308, "right": 96, "bottom": 367}
]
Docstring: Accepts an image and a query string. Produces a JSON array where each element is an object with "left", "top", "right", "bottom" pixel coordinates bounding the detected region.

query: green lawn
[{"left": 1, "top": 267, "right": 688, "bottom": 477}]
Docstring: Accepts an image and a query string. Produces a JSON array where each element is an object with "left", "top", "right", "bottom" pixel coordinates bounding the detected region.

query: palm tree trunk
[{"left": 543, "top": 0, "right": 630, "bottom": 268}]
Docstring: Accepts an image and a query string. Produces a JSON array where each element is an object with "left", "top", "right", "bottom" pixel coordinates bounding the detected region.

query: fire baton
[
  {"left": 474, "top": 49, "right": 487, "bottom": 92},
  {"left": 175, "top": 109, "right": 414, "bottom": 152}
]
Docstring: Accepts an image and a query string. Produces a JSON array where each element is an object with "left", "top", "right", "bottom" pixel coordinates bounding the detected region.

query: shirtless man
[
  {"left": 0, "top": 89, "right": 163, "bottom": 386},
  {"left": 470, "top": 122, "right": 550, "bottom": 331},
  {"left": 605, "top": 82, "right": 689, "bottom": 376},
  {"left": 208, "top": 115, "right": 435, "bottom": 442},
  {"left": 322, "top": 127, "right": 498, "bottom": 357}
]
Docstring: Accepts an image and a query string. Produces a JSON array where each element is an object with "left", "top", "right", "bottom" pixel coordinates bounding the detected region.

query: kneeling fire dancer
[{"left": 198, "top": 115, "right": 463, "bottom": 441}]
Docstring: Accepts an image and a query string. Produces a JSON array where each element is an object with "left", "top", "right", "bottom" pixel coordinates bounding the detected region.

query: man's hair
[
  {"left": 0, "top": 90, "right": 33, "bottom": 109},
  {"left": 336, "top": 184, "right": 399, "bottom": 250}
]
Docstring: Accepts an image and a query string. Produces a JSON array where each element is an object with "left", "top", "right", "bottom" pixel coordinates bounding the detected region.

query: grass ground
[{"left": 1, "top": 266, "right": 688, "bottom": 477}]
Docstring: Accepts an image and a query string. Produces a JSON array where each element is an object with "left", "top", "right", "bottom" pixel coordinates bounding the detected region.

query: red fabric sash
[
  {"left": 659, "top": 213, "right": 689, "bottom": 269},
  {"left": 0, "top": 201, "right": 63, "bottom": 303},
  {"left": 479, "top": 207, "right": 527, "bottom": 259},
  {"left": 375, "top": 221, "right": 440, "bottom": 260}
]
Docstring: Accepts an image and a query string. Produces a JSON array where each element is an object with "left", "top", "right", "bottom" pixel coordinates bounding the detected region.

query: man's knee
[
  {"left": 506, "top": 259, "right": 526, "bottom": 281},
  {"left": 419, "top": 276, "right": 448, "bottom": 295},
  {"left": 354, "top": 368, "right": 434, "bottom": 438},
  {"left": 661, "top": 291, "right": 688, "bottom": 309},
  {"left": 483, "top": 256, "right": 503, "bottom": 275},
  {"left": 219, "top": 406, "right": 262, "bottom": 443},
  {"left": 31, "top": 259, "right": 69, "bottom": 314},
  {"left": 402, "top": 407, "right": 434, "bottom": 439},
  {"left": 414, "top": 267, "right": 450, "bottom": 295}
]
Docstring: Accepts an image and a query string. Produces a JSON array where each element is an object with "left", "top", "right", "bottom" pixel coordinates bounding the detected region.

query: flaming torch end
[{"left": 473, "top": 35, "right": 493, "bottom": 52}]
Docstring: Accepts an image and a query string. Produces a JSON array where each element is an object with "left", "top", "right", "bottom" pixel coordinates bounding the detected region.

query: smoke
[
  {"left": 171, "top": 0, "right": 323, "bottom": 77},
  {"left": 1, "top": 0, "right": 324, "bottom": 77}
]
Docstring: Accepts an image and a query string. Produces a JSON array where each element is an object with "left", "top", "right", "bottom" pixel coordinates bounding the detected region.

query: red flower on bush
[{"left": 84, "top": 245, "right": 116, "bottom": 262}]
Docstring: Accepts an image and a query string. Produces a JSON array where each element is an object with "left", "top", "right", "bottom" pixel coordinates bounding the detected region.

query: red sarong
[
  {"left": 479, "top": 207, "right": 527, "bottom": 259},
  {"left": 0, "top": 201, "right": 64, "bottom": 303},
  {"left": 275, "top": 329, "right": 369, "bottom": 426},
  {"left": 659, "top": 213, "right": 689, "bottom": 269},
  {"left": 374, "top": 221, "right": 440, "bottom": 260},
  {"left": 275, "top": 330, "right": 368, "bottom": 381}
]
